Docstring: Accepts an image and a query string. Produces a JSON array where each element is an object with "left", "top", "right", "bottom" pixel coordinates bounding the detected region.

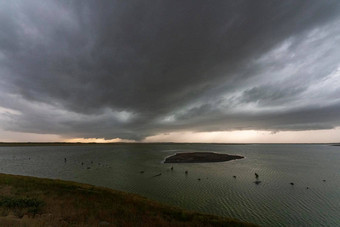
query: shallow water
[{"left": 0, "top": 144, "right": 339, "bottom": 226}]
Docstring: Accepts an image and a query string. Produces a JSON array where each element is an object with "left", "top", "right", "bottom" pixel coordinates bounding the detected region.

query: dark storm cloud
[
  {"left": 240, "top": 85, "right": 306, "bottom": 106},
  {"left": 1, "top": 0, "right": 340, "bottom": 140}
]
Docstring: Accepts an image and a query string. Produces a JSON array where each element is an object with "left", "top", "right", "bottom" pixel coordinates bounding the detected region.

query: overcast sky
[{"left": 1, "top": 1, "right": 340, "bottom": 142}]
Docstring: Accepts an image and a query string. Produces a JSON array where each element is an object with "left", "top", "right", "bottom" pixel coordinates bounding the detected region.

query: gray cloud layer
[{"left": 1, "top": 0, "right": 340, "bottom": 140}]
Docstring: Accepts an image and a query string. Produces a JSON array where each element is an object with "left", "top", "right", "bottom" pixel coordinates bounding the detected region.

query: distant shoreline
[
  {"left": 0, "top": 142, "right": 339, "bottom": 147},
  {"left": 0, "top": 142, "right": 250, "bottom": 147}
]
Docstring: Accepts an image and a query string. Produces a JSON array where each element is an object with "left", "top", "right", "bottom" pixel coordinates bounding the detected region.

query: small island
[{"left": 164, "top": 152, "right": 244, "bottom": 163}]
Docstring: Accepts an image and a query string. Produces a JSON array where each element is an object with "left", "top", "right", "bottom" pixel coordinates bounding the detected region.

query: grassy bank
[{"left": 0, "top": 173, "right": 257, "bottom": 226}]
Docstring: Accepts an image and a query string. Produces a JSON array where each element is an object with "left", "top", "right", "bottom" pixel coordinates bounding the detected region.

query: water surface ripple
[{"left": 0, "top": 144, "right": 339, "bottom": 226}]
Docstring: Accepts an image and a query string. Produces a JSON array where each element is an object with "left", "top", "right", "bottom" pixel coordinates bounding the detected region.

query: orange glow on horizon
[
  {"left": 1, "top": 128, "right": 339, "bottom": 143},
  {"left": 64, "top": 137, "right": 135, "bottom": 143},
  {"left": 143, "top": 128, "right": 340, "bottom": 143}
]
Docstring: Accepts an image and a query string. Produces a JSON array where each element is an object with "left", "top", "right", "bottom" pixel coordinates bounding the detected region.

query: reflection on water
[{"left": 0, "top": 144, "right": 339, "bottom": 226}]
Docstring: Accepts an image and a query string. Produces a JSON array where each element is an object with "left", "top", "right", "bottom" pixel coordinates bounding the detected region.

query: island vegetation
[
  {"left": 164, "top": 152, "right": 244, "bottom": 163},
  {"left": 0, "top": 173, "right": 256, "bottom": 226}
]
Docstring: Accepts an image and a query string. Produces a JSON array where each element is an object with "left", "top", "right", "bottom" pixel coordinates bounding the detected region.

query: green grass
[
  {"left": 0, "top": 195, "right": 44, "bottom": 220},
  {"left": 0, "top": 196, "right": 43, "bottom": 212},
  {"left": 0, "top": 173, "right": 258, "bottom": 226}
]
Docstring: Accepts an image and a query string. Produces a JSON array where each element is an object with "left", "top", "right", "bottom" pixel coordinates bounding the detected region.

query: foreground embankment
[{"left": 0, "top": 173, "right": 256, "bottom": 226}]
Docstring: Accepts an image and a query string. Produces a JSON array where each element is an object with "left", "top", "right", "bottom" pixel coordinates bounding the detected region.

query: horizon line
[{"left": 0, "top": 142, "right": 339, "bottom": 145}]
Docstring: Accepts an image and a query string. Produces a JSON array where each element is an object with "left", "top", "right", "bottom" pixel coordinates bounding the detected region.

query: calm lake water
[{"left": 0, "top": 144, "right": 339, "bottom": 226}]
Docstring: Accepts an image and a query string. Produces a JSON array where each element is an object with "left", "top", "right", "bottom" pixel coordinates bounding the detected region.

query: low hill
[{"left": 0, "top": 173, "right": 256, "bottom": 226}]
